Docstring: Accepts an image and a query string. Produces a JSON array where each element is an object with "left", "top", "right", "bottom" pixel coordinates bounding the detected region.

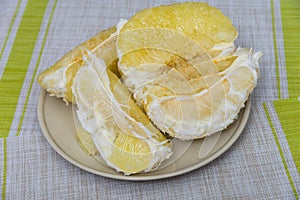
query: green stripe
[
  {"left": 280, "top": 0, "right": 300, "bottom": 98},
  {"left": 1, "top": 139, "right": 7, "bottom": 200},
  {"left": 263, "top": 103, "right": 298, "bottom": 199},
  {"left": 273, "top": 99, "right": 300, "bottom": 173},
  {"left": 0, "top": 0, "right": 49, "bottom": 138},
  {"left": 16, "top": 0, "right": 57, "bottom": 136},
  {"left": 271, "top": 0, "right": 281, "bottom": 99},
  {"left": 0, "top": 0, "right": 22, "bottom": 60}
]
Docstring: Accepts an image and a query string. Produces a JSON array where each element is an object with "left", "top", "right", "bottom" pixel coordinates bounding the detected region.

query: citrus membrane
[
  {"left": 37, "top": 2, "right": 262, "bottom": 175},
  {"left": 117, "top": 2, "right": 262, "bottom": 139},
  {"left": 72, "top": 53, "right": 172, "bottom": 174}
]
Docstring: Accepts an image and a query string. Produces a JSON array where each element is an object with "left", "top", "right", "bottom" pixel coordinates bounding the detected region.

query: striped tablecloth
[{"left": 0, "top": 0, "right": 299, "bottom": 199}]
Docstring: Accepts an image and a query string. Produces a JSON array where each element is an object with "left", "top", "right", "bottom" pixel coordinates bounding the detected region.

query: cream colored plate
[{"left": 37, "top": 89, "right": 251, "bottom": 181}]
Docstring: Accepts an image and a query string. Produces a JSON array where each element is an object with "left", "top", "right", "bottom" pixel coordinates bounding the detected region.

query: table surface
[{"left": 0, "top": 0, "right": 299, "bottom": 199}]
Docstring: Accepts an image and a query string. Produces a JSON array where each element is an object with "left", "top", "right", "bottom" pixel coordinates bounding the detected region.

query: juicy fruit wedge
[
  {"left": 117, "top": 2, "right": 262, "bottom": 139},
  {"left": 37, "top": 27, "right": 118, "bottom": 103},
  {"left": 72, "top": 54, "right": 172, "bottom": 174},
  {"left": 118, "top": 2, "right": 237, "bottom": 52},
  {"left": 146, "top": 49, "right": 261, "bottom": 140}
]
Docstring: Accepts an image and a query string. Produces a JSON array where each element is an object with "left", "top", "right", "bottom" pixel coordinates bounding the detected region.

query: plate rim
[{"left": 37, "top": 89, "right": 251, "bottom": 181}]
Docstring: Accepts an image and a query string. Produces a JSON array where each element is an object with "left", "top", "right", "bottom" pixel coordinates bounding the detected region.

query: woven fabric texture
[{"left": 0, "top": 0, "right": 299, "bottom": 199}]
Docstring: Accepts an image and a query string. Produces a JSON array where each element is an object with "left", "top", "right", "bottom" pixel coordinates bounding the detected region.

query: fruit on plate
[
  {"left": 117, "top": 2, "right": 262, "bottom": 140},
  {"left": 72, "top": 53, "right": 172, "bottom": 175},
  {"left": 37, "top": 25, "right": 172, "bottom": 175},
  {"left": 37, "top": 27, "right": 118, "bottom": 103},
  {"left": 37, "top": 2, "right": 262, "bottom": 175}
]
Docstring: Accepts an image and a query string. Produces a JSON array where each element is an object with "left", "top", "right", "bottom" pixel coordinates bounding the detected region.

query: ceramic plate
[{"left": 37, "top": 89, "right": 251, "bottom": 181}]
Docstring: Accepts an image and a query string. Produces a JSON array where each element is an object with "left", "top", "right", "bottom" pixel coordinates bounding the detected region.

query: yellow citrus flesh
[
  {"left": 72, "top": 54, "right": 172, "bottom": 174},
  {"left": 37, "top": 26, "right": 117, "bottom": 103},
  {"left": 119, "top": 2, "right": 237, "bottom": 51},
  {"left": 117, "top": 2, "right": 261, "bottom": 139},
  {"left": 37, "top": 1, "right": 262, "bottom": 174},
  {"left": 118, "top": 2, "right": 238, "bottom": 98}
]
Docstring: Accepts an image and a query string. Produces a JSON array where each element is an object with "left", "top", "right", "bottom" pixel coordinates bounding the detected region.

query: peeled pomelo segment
[
  {"left": 119, "top": 2, "right": 237, "bottom": 50},
  {"left": 90, "top": 55, "right": 170, "bottom": 142},
  {"left": 118, "top": 2, "right": 238, "bottom": 79},
  {"left": 139, "top": 48, "right": 261, "bottom": 139},
  {"left": 37, "top": 26, "right": 117, "bottom": 103},
  {"left": 72, "top": 54, "right": 172, "bottom": 175}
]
